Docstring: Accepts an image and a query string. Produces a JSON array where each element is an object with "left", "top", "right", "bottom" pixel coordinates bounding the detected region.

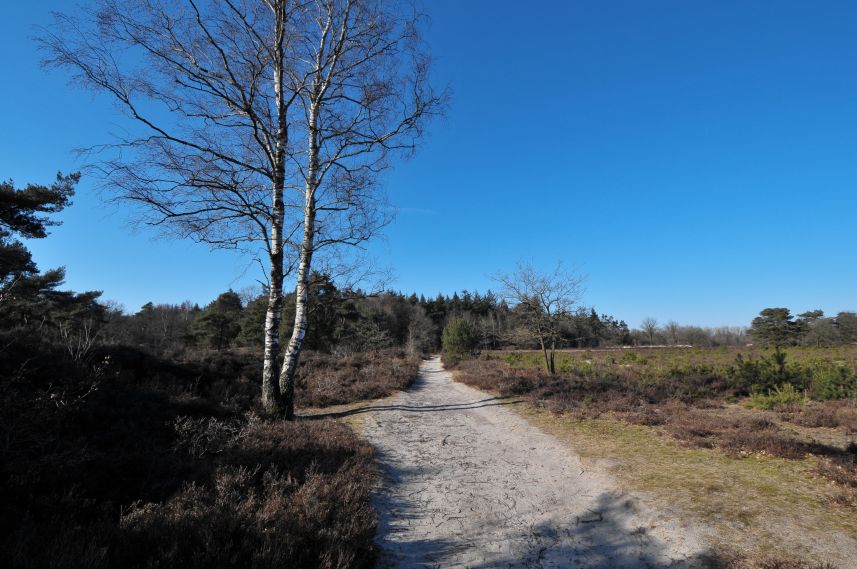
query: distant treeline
[
  {"left": 87, "top": 277, "right": 630, "bottom": 358},
  {"left": 90, "top": 279, "right": 857, "bottom": 359}
]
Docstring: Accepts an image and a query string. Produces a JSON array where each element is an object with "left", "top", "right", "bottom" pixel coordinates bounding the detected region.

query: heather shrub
[
  {"left": 0, "top": 331, "right": 390, "bottom": 569},
  {"left": 295, "top": 349, "right": 420, "bottom": 407}
]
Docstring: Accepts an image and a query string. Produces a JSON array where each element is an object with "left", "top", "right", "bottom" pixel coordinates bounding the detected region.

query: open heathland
[{"left": 446, "top": 346, "right": 857, "bottom": 566}]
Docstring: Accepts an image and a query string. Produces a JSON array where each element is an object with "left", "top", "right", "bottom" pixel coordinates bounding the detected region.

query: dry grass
[{"left": 515, "top": 405, "right": 856, "bottom": 568}]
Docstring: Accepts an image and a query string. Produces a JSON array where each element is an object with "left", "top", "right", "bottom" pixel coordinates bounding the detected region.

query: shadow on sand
[
  {"left": 301, "top": 365, "right": 523, "bottom": 420},
  {"left": 375, "top": 489, "right": 721, "bottom": 568},
  {"left": 302, "top": 395, "right": 522, "bottom": 420}
]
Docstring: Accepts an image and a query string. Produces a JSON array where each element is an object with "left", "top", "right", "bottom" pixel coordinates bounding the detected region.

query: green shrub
[
  {"left": 727, "top": 351, "right": 805, "bottom": 394},
  {"left": 620, "top": 351, "right": 639, "bottom": 363},
  {"left": 441, "top": 317, "right": 481, "bottom": 358},
  {"left": 808, "top": 363, "right": 857, "bottom": 401},
  {"left": 746, "top": 383, "right": 806, "bottom": 410}
]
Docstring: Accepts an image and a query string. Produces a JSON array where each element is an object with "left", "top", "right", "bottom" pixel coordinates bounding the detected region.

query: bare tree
[
  {"left": 42, "top": 0, "right": 443, "bottom": 417},
  {"left": 277, "top": 0, "right": 444, "bottom": 418},
  {"left": 493, "top": 262, "right": 585, "bottom": 375},
  {"left": 664, "top": 320, "right": 680, "bottom": 345},
  {"left": 641, "top": 317, "right": 658, "bottom": 345}
]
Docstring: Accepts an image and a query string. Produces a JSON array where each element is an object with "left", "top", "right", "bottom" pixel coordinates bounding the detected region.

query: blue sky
[{"left": 2, "top": 1, "right": 856, "bottom": 327}]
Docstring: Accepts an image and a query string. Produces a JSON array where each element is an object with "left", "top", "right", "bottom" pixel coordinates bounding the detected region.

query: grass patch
[{"left": 515, "top": 404, "right": 857, "bottom": 567}]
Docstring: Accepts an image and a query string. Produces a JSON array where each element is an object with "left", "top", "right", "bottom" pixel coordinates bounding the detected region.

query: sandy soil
[{"left": 358, "top": 356, "right": 712, "bottom": 568}]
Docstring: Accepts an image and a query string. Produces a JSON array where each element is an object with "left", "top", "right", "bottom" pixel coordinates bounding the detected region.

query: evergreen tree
[
  {"left": 749, "top": 308, "right": 804, "bottom": 347},
  {"left": 194, "top": 291, "right": 243, "bottom": 351}
]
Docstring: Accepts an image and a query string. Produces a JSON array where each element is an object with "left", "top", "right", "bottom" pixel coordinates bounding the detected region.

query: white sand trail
[{"left": 359, "top": 356, "right": 710, "bottom": 568}]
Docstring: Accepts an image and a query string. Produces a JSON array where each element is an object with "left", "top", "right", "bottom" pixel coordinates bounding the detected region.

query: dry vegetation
[
  {"left": 448, "top": 346, "right": 857, "bottom": 566},
  {"left": 0, "top": 338, "right": 420, "bottom": 569},
  {"left": 297, "top": 350, "right": 421, "bottom": 408}
]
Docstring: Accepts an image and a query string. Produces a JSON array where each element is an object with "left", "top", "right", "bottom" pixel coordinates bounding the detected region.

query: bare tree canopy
[
  {"left": 641, "top": 317, "right": 659, "bottom": 345},
  {"left": 42, "top": 0, "right": 446, "bottom": 416},
  {"left": 492, "top": 261, "right": 585, "bottom": 375}
]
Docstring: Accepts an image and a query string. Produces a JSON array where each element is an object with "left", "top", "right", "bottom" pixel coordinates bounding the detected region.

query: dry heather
[
  {"left": 296, "top": 349, "right": 421, "bottom": 407},
  {"left": 0, "top": 340, "right": 420, "bottom": 569}
]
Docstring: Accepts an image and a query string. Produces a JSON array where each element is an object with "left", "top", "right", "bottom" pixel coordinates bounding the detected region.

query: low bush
[
  {"left": 807, "top": 363, "right": 857, "bottom": 400},
  {"left": 778, "top": 401, "right": 857, "bottom": 430},
  {"left": 746, "top": 383, "right": 806, "bottom": 410}
]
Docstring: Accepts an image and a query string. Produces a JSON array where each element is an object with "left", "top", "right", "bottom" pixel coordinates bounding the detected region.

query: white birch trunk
[
  {"left": 280, "top": 100, "right": 319, "bottom": 420},
  {"left": 261, "top": 1, "right": 288, "bottom": 414}
]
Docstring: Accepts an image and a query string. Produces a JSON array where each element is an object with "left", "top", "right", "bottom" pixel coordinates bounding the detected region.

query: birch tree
[
  {"left": 42, "top": 0, "right": 300, "bottom": 413},
  {"left": 277, "top": 0, "right": 443, "bottom": 419},
  {"left": 493, "top": 262, "right": 585, "bottom": 375},
  {"left": 42, "top": 0, "right": 441, "bottom": 416}
]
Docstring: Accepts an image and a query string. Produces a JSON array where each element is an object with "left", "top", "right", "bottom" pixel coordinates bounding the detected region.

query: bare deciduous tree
[
  {"left": 493, "top": 262, "right": 585, "bottom": 375},
  {"left": 641, "top": 317, "right": 659, "bottom": 345},
  {"left": 42, "top": 0, "right": 444, "bottom": 417},
  {"left": 276, "top": 0, "right": 444, "bottom": 418},
  {"left": 664, "top": 320, "right": 680, "bottom": 346},
  {"left": 42, "top": 0, "right": 299, "bottom": 413}
]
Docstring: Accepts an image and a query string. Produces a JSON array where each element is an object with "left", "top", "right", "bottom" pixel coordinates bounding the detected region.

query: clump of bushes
[{"left": 727, "top": 351, "right": 857, "bottom": 401}]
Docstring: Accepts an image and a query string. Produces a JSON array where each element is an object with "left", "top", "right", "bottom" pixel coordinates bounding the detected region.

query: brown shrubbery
[
  {"left": 296, "top": 349, "right": 421, "bottom": 407},
  {"left": 1, "top": 335, "right": 418, "bottom": 569}
]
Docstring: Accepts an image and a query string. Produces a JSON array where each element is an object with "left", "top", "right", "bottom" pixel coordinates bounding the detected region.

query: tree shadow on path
[
  {"left": 378, "top": 490, "right": 718, "bottom": 569},
  {"left": 302, "top": 395, "right": 522, "bottom": 420}
]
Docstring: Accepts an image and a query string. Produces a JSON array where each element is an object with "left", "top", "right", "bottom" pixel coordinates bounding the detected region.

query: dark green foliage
[
  {"left": 0, "top": 172, "right": 77, "bottom": 239},
  {"left": 0, "top": 173, "right": 77, "bottom": 295},
  {"left": 237, "top": 295, "right": 270, "bottom": 348},
  {"left": 441, "top": 317, "right": 481, "bottom": 360},
  {"left": 807, "top": 364, "right": 857, "bottom": 401},
  {"left": 0, "top": 172, "right": 105, "bottom": 357},
  {"left": 749, "top": 308, "right": 805, "bottom": 347},
  {"left": 194, "top": 290, "right": 243, "bottom": 351},
  {"left": 836, "top": 312, "right": 857, "bottom": 343},
  {"left": 727, "top": 350, "right": 857, "bottom": 401}
]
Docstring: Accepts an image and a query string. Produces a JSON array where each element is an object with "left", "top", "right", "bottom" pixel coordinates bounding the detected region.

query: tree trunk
[
  {"left": 279, "top": 101, "right": 319, "bottom": 420},
  {"left": 261, "top": 1, "right": 288, "bottom": 415},
  {"left": 261, "top": 241, "right": 284, "bottom": 413},
  {"left": 549, "top": 338, "right": 556, "bottom": 375},
  {"left": 279, "top": 199, "right": 315, "bottom": 420},
  {"left": 539, "top": 334, "right": 551, "bottom": 375}
]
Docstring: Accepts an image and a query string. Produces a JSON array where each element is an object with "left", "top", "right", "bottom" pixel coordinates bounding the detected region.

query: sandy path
[{"left": 359, "top": 356, "right": 710, "bottom": 568}]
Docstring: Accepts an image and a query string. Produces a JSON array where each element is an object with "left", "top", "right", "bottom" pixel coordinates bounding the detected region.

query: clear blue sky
[{"left": 2, "top": 1, "right": 855, "bottom": 327}]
